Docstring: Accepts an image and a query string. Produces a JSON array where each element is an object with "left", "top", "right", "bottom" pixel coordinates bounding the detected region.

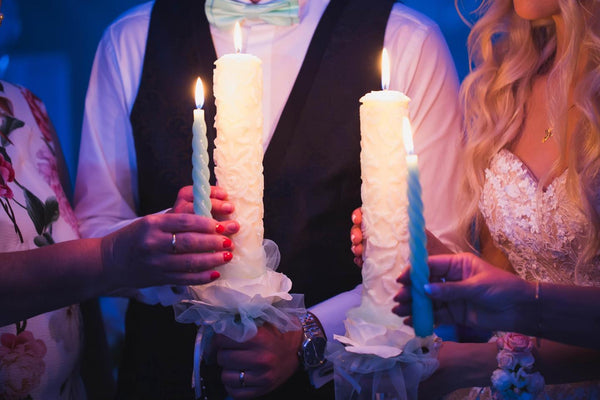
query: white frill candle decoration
[
  {"left": 403, "top": 117, "right": 434, "bottom": 337},
  {"left": 332, "top": 49, "right": 438, "bottom": 400},
  {"left": 176, "top": 20, "right": 299, "bottom": 341},
  {"left": 176, "top": 25, "right": 302, "bottom": 399},
  {"left": 192, "top": 78, "right": 212, "bottom": 217},
  {"left": 212, "top": 22, "right": 266, "bottom": 279},
  {"left": 335, "top": 48, "right": 414, "bottom": 357}
]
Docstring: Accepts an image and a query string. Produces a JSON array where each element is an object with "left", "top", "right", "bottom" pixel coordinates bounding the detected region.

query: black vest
[{"left": 120, "top": 0, "right": 394, "bottom": 398}]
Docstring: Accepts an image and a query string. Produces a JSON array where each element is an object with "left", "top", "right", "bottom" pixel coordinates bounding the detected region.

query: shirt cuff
[
  {"left": 309, "top": 284, "right": 362, "bottom": 342},
  {"left": 307, "top": 285, "right": 362, "bottom": 388}
]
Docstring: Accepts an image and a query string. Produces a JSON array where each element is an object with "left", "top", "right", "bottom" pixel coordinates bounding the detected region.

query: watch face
[{"left": 303, "top": 337, "right": 327, "bottom": 368}]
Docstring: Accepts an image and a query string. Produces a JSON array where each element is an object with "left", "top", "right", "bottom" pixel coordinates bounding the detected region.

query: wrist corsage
[{"left": 491, "top": 333, "right": 544, "bottom": 400}]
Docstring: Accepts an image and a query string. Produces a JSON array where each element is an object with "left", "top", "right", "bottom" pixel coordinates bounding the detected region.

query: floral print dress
[{"left": 0, "top": 80, "right": 84, "bottom": 400}]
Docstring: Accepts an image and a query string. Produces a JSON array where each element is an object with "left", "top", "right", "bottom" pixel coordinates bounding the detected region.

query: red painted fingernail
[
  {"left": 215, "top": 223, "right": 225, "bottom": 233},
  {"left": 210, "top": 271, "right": 220, "bottom": 280},
  {"left": 223, "top": 237, "right": 232, "bottom": 248},
  {"left": 223, "top": 252, "right": 233, "bottom": 262}
]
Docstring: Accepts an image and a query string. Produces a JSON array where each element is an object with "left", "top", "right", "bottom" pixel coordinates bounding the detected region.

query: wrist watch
[{"left": 298, "top": 311, "right": 327, "bottom": 369}]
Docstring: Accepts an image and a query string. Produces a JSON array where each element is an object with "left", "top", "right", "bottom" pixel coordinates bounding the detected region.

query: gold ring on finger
[{"left": 239, "top": 370, "right": 246, "bottom": 388}]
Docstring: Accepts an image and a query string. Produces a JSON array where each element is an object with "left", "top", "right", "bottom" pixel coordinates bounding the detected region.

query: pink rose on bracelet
[
  {"left": 497, "top": 332, "right": 533, "bottom": 353},
  {"left": 492, "top": 333, "right": 544, "bottom": 400},
  {"left": 0, "top": 331, "right": 47, "bottom": 400}
]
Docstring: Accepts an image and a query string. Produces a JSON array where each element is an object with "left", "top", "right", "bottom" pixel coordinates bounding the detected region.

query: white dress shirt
[{"left": 74, "top": 0, "right": 464, "bottom": 348}]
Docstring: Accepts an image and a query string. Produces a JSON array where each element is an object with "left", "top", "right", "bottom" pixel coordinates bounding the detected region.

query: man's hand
[
  {"left": 350, "top": 207, "right": 452, "bottom": 268},
  {"left": 213, "top": 323, "right": 304, "bottom": 399}
]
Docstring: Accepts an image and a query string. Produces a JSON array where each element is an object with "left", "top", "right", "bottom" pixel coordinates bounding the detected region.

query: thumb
[{"left": 424, "top": 280, "right": 472, "bottom": 302}]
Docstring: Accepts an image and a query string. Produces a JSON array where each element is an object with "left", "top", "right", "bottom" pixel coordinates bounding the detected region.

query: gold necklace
[
  {"left": 542, "top": 127, "right": 553, "bottom": 143},
  {"left": 542, "top": 105, "right": 576, "bottom": 143}
]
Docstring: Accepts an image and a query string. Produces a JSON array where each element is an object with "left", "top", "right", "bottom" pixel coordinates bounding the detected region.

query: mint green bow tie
[{"left": 205, "top": 0, "right": 300, "bottom": 29}]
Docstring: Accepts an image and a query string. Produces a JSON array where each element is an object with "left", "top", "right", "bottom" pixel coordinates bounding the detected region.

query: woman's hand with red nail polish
[{"left": 350, "top": 207, "right": 364, "bottom": 268}]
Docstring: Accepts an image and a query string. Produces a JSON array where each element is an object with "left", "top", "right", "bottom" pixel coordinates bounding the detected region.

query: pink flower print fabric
[
  {"left": 19, "top": 87, "right": 79, "bottom": 235},
  {"left": 0, "top": 331, "right": 47, "bottom": 400},
  {"left": 0, "top": 152, "right": 14, "bottom": 199}
]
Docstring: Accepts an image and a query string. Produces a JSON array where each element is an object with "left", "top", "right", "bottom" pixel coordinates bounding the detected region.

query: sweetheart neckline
[{"left": 497, "top": 149, "right": 567, "bottom": 192}]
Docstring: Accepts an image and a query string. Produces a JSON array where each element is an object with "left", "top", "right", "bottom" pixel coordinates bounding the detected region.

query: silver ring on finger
[
  {"left": 239, "top": 370, "right": 246, "bottom": 388},
  {"left": 171, "top": 233, "right": 177, "bottom": 254}
]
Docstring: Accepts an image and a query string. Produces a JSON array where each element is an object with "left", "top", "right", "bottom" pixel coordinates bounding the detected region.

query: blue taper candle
[{"left": 403, "top": 117, "right": 433, "bottom": 337}]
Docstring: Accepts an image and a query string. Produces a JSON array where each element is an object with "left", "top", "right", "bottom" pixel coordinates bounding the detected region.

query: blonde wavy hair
[{"left": 458, "top": 0, "right": 600, "bottom": 267}]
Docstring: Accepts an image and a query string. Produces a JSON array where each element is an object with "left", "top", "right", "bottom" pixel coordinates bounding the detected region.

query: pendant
[{"left": 542, "top": 127, "right": 553, "bottom": 143}]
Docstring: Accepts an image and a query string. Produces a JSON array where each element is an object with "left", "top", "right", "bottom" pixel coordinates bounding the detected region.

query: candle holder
[
  {"left": 173, "top": 24, "right": 305, "bottom": 398},
  {"left": 332, "top": 49, "right": 437, "bottom": 400},
  {"left": 330, "top": 337, "right": 440, "bottom": 400}
]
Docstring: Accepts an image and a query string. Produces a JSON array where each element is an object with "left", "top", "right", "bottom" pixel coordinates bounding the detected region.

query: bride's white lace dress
[
  {"left": 481, "top": 149, "right": 600, "bottom": 287},
  {"left": 463, "top": 149, "right": 600, "bottom": 399}
]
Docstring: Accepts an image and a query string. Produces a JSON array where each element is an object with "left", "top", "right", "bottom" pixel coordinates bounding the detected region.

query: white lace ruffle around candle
[{"left": 175, "top": 49, "right": 302, "bottom": 399}]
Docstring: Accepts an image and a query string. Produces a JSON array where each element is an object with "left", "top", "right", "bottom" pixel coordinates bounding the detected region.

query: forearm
[
  {"left": 421, "top": 341, "right": 498, "bottom": 398},
  {"left": 532, "top": 339, "right": 600, "bottom": 384},
  {"left": 514, "top": 283, "right": 600, "bottom": 349},
  {"left": 0, "top": 238, "right": 111, "bottom": 324}
]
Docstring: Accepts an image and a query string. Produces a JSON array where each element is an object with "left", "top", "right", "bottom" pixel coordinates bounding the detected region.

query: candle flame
[
  {"left": 234, "top": 22, "right": 242, "bottom": 53},
  {"left": 195, "top": 78, "right": 204, "bottom": 109},
  {"left": 402, "top": 116, "right": 414, "bottom": 154},
  {"left": 381, "top": 48, "right": 390, "bottom": 90}
]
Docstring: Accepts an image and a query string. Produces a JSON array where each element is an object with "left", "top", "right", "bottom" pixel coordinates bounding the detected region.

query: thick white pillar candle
[
  {"left": 336, "top": 49, "right": 414, "bottom": 358},
  {"left": 359, "top": 88, "right": 410, "bottom": 318},
  {"left": 213, "top": 23, "right": 265, "bottom": 279}
]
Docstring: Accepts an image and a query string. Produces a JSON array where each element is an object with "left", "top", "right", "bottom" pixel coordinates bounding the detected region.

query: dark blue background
[
  {"left": 2, "top": 1, "right": 477, "bottom": 362},
  {"left": 1, "top": 0, "right": 474, "bottom": 184}
]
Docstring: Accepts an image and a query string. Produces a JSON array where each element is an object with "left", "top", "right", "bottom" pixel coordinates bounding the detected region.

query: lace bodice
[{"left": 479, "top": 149, "right": 599, "bottom": 286}]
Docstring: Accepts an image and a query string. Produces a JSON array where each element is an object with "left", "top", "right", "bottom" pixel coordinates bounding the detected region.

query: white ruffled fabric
[
  {"left": 329, "top": 336, "right": 440, "bottom": 400},
  {"left": 172, "top": 239, "right": 304, "bottom": 397}
]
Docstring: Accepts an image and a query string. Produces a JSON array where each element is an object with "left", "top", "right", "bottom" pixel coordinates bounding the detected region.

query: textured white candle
[
  {"left": 336, "top": 49, "right": 415, "bottom": 358},
  {"left": 359, "top": 89, "right": 410, "bottom": 318},
  {"left": 213, "top": 46, "right": 265, "bottom": 279}
]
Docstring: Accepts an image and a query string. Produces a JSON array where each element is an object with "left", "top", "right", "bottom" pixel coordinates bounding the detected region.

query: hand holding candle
[
  {"left": 402, "top": 117, "right": 434, "bottom": 337},
  {"left": 192, "top": 78, "right": 212, "bottom": 217},
  {"left": 179, "top": 30, "right": 298, "bottom": 398},
  {"left": 337, "top": 48, "right": 433, "bottom": 358}
]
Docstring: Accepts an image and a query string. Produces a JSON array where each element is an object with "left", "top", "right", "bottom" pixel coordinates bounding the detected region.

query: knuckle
[
  {"left": 140, "top": 237, "right": 154, "bottom": 252},
  {"left": 256, "top": 353, "right": 274, "bottom": 368},
  {"left": 145, "top": 214, "right": 161, "bottom": 227}
]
